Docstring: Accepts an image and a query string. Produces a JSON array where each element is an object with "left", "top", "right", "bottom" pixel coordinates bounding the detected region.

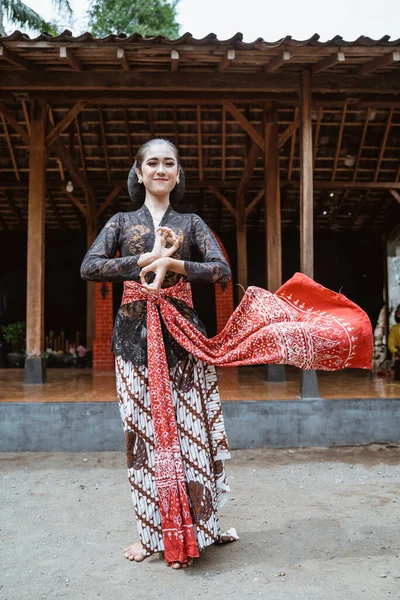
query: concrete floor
[{"left": 1, "top": 446, "right": 400, "bottom": 600}]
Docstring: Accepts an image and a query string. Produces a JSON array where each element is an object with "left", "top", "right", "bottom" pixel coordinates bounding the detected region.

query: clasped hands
[{"left": 138, "top": 227, "right": 180, "bottom": 294}]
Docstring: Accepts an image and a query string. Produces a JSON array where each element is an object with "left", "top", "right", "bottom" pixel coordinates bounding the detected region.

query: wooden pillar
[
  {"left": 264, "top": 102, "right": 285, "bottom": 382},
  {"left": 86, "top": 191, "right": 96, "bottom": 356},
  {"left": 236, "top": 195, "right": 247, "bottom": 299},
  {"left": 264, "top": 102, "right": 282, "bottom": 292},
  {"left": 300, "top": 70, "right": 314, "bottom": 278},
  {"left": 299, "top": 69, "right": 319, "bottom": 399},
  {"left": 25, "top": 99, "right": 47, "bottom": 384}
]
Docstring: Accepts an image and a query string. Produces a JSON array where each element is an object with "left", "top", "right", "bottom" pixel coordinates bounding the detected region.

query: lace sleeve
[
  {"left": 80, "top": 213, "right": 141, "bottom": 282},
  {"left": 184, "top": 214, "right": 231, "bottom": 284}
]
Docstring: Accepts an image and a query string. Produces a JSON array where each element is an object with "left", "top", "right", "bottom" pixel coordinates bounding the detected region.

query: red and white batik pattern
[
  {"left": 115, "top": 354, "right": 231, "bottom": 559},
  {"left": 119, "top": 271, "right": 373, "bottom": 564}
]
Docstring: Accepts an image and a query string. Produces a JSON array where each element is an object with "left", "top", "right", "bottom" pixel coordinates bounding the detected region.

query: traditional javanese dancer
[{"left": 80, "top": 138, "right": 373, "bottom": 570}]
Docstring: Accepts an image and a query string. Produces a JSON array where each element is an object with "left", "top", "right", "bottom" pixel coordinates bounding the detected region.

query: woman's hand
[
  {"left": 140, "top": 257, "right": 171, "bottom": 294},
  {"left": 138, "top": 227, "right": 179, "bottom": 268}
]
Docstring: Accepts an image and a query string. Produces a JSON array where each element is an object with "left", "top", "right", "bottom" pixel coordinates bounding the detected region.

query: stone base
[
  {"left": 265, "top": 364, "right": 286, "bottom": 383},
  {"left": 300, "top": 370, "right": 320, "bottom": 400},
  {"left": 24, "top": 357, "right": 47, "bottom": 385}
]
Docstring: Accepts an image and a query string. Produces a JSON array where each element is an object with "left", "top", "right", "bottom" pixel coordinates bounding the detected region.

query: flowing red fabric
[{"left": 120, "top": 272, "right": 373, "bottom": 563}]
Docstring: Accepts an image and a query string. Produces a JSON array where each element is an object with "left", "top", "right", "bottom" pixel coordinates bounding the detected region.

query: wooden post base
[
  {"left": 265, "top": 364, "right": 286, "bottom": 383},
  {"left": 24, "top": 357, "right": 47, "bottom": 385},
  {"left": 300, "top": 370, "right": 320, "bottom": 399}
]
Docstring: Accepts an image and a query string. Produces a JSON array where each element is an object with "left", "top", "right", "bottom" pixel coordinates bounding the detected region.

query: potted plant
[{"left": 2, "top": 322, "right": 26, "bottom": 368}]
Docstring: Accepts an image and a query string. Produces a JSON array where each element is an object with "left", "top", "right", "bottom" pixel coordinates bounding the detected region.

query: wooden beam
[
  {"left": 356, "top": 51, "right": 400, "bottom": 76},
  {"left": 390, "top": 189, "right": 400, "bottom": 204},
  {"left": 3, "top": 70, "right": 400, "bottom": 94},
  {"left": 59, "top": 47, "right": 83, "bottom": 71},
  {"left": 123, "top": 106, "right": 133, "bottom": 164},
  {"left": 21, "top": 99, "right": 31, "bottom": 136},
  {"left": 265, "top": 51, "right": 291, "bottom": 73},
  {"left": 209, "top": 186, "right": 237, "bottom": 218},
  {"left": 278, "top": 116, "right": 299, "bottom": 149},
  {"left": 47, "top": 189, "right": 65, "bottom": 229},
  {"left": 0, "top": 46, "right": 31, "bottom": 69},
  {"left": 4, "top": 190, "right": 24, "bottom": 226},
  {"left": 1, "top": 114, "right": 20, "bottom": 181},
  {"left": 288, "top": 108, "right": 298, "bottom": 181},
  {"left": 171, "top": 50, "right": 179, "bottom": 72},
  {"left": 352, "top": 107, "right": 370, "bottom": 182},
  {"left": 75, "top": 114, "right": 87, "bottom": 176},
  {"left": 374, "top": 108, "right": 393, "bottom": 182},
  {"left": 197, "top": 105, "right": 203, "bottom": 181},
  {"left": 0, "top": 103, "right": 29, "bottom": 144},
  {"left": 264, "top": 102, "right": 282, "bottom": 292},
  {"left": 245, "top": 188, "right": 264, "bottom": 217},
  {"left": 238, "top": 142, "right": 260, "bottom": 199},
  {"left": 173, "top": 105, "right": 179, "bottom": 149},
  {"left": 222, "top": 104, "right": 226, "bottom": 182},
  {"left": 299, "top": 70, "right": 314, "bottom": 278},
  {"left": 332, "top": 103, "right": 347, "bottom": 181},
  {"left": 45, "top": 101, "right": 86, "bottom": 148},
  {"left": 312, "top": 52, "right": 345, "bottom": 75},
  {"left": 63, "top": 188, "right": 87, "bottom": 216},
  {"left": 225, "top": 101, "right": 265, "bottom": 151},
  {"left": 98, "top": 106, "right": 111, "bottom": 180},
  {"left": 26, "top": 99, "right": 47, "bottom": 361},
  {"left": 312, "top": 107, "right": 323, "bottom": 170},
  {"left": 218, "top": 49, "right": 235, "bottom": 72},
  {"left": 96, "top": 185, "right": 122, "bottom": 217},
  {"left": 117, "top": 48, "right": 130, "bottom": 71}
]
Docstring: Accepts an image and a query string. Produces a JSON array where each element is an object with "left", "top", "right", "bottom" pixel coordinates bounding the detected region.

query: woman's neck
[{"left": 144, "top": 192, "right": 170, "bottom": 215}]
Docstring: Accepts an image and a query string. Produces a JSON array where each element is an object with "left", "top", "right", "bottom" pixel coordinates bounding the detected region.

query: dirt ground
[{"left": 1, "top": 445, "right": 400, "bottom": 600}]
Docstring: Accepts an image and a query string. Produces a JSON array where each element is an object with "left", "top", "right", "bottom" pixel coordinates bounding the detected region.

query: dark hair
[
  {"left": 127, "top": 138, "right": 185, "bottom": 204},
  {"left": 395, "top": 305, "right": 400, "bottom": 324}
]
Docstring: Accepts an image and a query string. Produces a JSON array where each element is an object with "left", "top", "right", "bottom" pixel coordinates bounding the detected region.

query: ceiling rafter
[
  {"left": 374, "top": 108, "right": 394, "bottom": 182},
  {"left": 312, "top": 52, "right": 345, "bottom": 74},
  {"left": 45, "top": 101, "right": 86, "bottom": 148},
  {"left": 1, "top": 113, "right": 20, "bottom": 181},
  {"left": 331, "top": 103, "right": 347, "bottom": 181},
  {"left": 0, "top": 45, "right": 31, "bottom": 69},
  {"left": 98, "top": 106, "right": 111, "bottom": 180},
  {"left": 356, "top": 51, "right": 400, "bottom": 76},
  {"left": 0, "top": 103, "right": 29, "bottom": 144},
  {"left": 59, "top": 47, "right": 83, "bottom": 71}
]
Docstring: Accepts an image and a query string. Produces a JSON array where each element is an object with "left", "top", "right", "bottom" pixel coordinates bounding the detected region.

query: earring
[
  {"left": 138, "top": 176, "right": 143, "bottom": 184},
  {"left": 176, "top": 176, "right": 180, "bottom": 184}
]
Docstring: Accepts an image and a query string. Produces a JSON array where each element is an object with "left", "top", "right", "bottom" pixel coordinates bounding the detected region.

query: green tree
[
  {"left": 88, "top": 0, "right": 180, "bottom": 38},
  {"left": 0, "top": 0, "right": 73, "bottom": 37}
]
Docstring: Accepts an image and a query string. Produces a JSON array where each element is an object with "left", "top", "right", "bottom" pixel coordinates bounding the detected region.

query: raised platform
[
  {"left": 1, "top": 366, "right": 399, "bottom": 402},
  {"left": 1, "top": 367, "right": 399, "bottom": 451}
]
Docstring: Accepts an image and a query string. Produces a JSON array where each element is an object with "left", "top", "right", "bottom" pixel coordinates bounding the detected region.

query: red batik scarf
[{"left": 120, "top": 272, "right": 373, "bottom": 564}]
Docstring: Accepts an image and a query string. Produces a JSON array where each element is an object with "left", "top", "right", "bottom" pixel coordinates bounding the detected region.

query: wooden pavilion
[{"left": 0, "top": 30, "right": 399, "bottom": 390}]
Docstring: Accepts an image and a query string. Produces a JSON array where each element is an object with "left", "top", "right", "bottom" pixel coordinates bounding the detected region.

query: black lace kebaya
[{"left": 80, "top": 204, "right": 231, "bottom": 367}]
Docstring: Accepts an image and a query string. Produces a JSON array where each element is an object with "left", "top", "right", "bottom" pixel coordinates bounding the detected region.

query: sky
[{"left": 6, "top": 0, "right": 400, "bottom": 41}]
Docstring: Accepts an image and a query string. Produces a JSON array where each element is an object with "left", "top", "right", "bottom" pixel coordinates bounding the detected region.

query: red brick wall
[
  {"left": 212, "top": 231, "right": 234, "bottom": 333},
  {"left": 92, "top": 282, "right": 114, "bottom": 370}
]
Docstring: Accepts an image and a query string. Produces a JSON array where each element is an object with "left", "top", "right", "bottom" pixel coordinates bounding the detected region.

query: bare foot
[
  {"left": 214, "top": 527, "right": 240, "bottom": 545},
  {"left": 168, "top": 558, "right": 194, "bottom": 569},
  {"left": 124, "top": 541, "right": 147, "bottom": 562}
]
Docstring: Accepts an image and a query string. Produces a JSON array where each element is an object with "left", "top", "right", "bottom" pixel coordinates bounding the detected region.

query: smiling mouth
[{"left": 154, "top": 178, "right": 168, "bottom": 181}]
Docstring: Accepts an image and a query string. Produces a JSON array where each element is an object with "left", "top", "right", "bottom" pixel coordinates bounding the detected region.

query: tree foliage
[
  {"left": 0, "top": 0, "right": 73, "bottom": 37},
  {"left": 88, "top": 0, "right": 180, "bottom": 38}
]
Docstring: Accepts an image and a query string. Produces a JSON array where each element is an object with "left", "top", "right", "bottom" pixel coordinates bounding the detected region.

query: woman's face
[{"left": 137, "top": 142, "right": 179, "bottom": 198}]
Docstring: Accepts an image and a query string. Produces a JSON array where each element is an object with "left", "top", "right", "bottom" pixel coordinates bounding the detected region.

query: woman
[
  {"left": 81, "top": 138, "right": 236, "bottom": 569},
  {"left": 81, "top": 138, "right": 373, "bottom": 570}
]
